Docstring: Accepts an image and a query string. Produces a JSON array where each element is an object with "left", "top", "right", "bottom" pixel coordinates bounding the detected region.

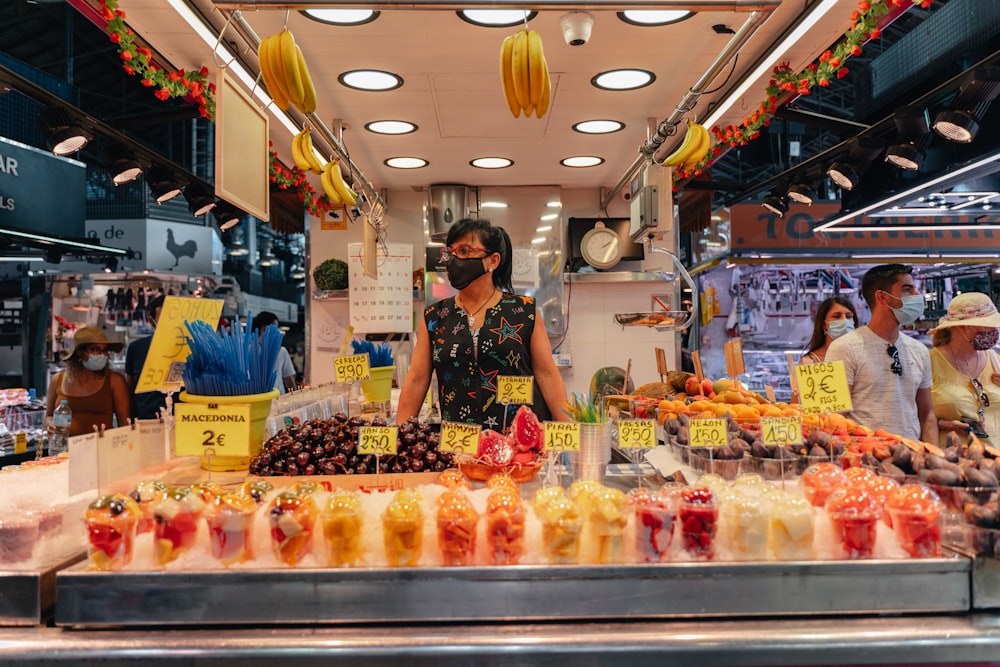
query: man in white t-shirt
[
  {"left": 825, "top": 264, "right": 938, "bottom": 443},
  {"left": 251, "top": 312, "right": 297, "bottom": 395}
]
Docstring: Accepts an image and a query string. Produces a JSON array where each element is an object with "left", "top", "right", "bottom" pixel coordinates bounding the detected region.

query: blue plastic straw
[{"left": 183, "top": 315, "right": 282, "bottom": 396}]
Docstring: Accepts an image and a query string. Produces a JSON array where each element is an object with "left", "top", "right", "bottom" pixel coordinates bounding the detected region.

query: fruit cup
[
  {"left": 485, "top": 488, "right": 526, "bottom": 565},
  {"left": 628, "top": 487, "right": 678, "bottom": 563},
  {"left": 128, "top": 480, "right": 167, "bottom": 534},
  {"left": 539, "top": 496, "right": 584, "bottom": 564},
  {"left": 152, "top": 486, "right": 207, "bottom": 566},
  {"left": 268, "top": 491, "right": 319, "bottom": 567},
  {"left": 679, "top": 487, "right": 719, "bottom": 560},
  {"left": 582, "top": 486, "right": 628, "bottom": 564},
  {"left": 726, "top": 495, "right": 768, "bottom": 561},
  {"left": 436, "top": 469, "right": 471, "bottom": 490},
  {"left": 382, "top": 489, "right": 424, "bottom": 567},
  {"left": 532, "top": 486, "right": 566, "bottom": 514},
  {"left": 886, "top": 484, "right": 944, "bottom": 557},
  {"left": 206, "top": 492, "right": 257, "bottom": 566},
  {"left": 84, "top": 495, "right": 140, "bottom": 571},
  {"left": 825, "top": 487, "right": 880, "bottom": 559},
  {"left": 799, "top": 462, "right": 848, "bottom": 508},
  {"left": 242, "top": 480, "right": 274, "bottom": 505},
  {"left": 767, "top": 493, "right": 814, "bottom": 560},
  {"left": 436, "top": 490, "right": 480, "bottom": 566},
  {"left": 322, "top": 489, "right": 364, "bottom": 567},
  {"left": 860, "top": 475, "right": 901, "bottom": 527}
]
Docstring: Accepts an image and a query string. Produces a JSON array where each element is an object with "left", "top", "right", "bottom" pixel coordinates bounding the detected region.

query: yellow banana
[
  {"left": 295, "top": 43, "right": 317, "bottom": 115},
  {"left": 321, "top": 160, "right": 343, "bottom": 204},
  {"left": 524, "top": 101, "right": 535, "bottom": 117},
  {"left": 527, "top": 30, "right": 545, "bottom": 107},
  {"left": 291, "top": 130, "right": 311, "bottom": 172},
  {"left": 535, "top": 55, "right": 551, "bottom": 118},
  {"left": 300, "top": 127, "right": 324, "bottom": 174},
  {"left": 266, "top": 33, "right": 292, "bottom": 111},
  {"left": 511, "top": 29, "right": 529, "bottom": 110},
  {"left": 499, "top": 35, "right": 520, "bottom": 118},
  {"left": 329, "top": 159, "right": 358, "bottom": 207},
  {"left": 279, "top": 30, "right": 305, "bottom": 108},
  {"left": 662, "top": 120, "right": 699, "bottom": 167},
  {"left": 259, "top": 35, "right": 289, "bottom": 112},
  {"left": 682, "top": 123, "right": 711, "bottom": 170}
]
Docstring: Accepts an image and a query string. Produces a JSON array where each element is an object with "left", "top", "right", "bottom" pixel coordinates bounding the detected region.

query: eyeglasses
[
  {"left": 441, "top": 244, "right": 490, "bottom": 261},
  {"left": 84, "top": 345, "right": 109, "bottom": 353},
  {"left": 887, "top": 344, "right": 903, "bottom": 376},
  {"left": 971, "top": 377, "right": 990, "bottom": 422}
]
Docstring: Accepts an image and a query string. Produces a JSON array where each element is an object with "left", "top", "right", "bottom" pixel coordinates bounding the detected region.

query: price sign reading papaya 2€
[
  {"left": 334, "top": 353, "right": 371, "bottom": 383},
  {"left": 497, "top": 376, "right": 533, "bottom": 405},
  {"left": 544, "top": 422, "right": 580, "bottom": 451},
  {"left": 358, "top": 426, "right": 397, "bottom": 455},
  {"left": 795, "top": 360, "right": 852, "bottom": 416},
  {"left": 689, "top": 418, "right": 728, "bottom": 448},
  {"left": 439, "top": 421, "right": 481, "bottom": 454},
  {"left": 618, "top": 419, "right": 657, "bottom": 449},
  {"left": 760, "top": 416, "right": 803, "bottom": 447},
  {"left": 174, "top": 403, "right": 252, "bottom": 458}
]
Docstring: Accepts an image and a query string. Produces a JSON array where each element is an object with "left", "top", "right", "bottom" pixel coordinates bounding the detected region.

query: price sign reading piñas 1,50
[
  {"left": 760, "top": 416, "right": 803, "bottom": 446},
  {"left": 334, "top": 353, "right": 371, "bottom": 383},
  {"left": 358, "top": 426, "right": 398, "bottom": 455},
  {"left": 618, "top": 419, "right": 657, "bottom": 449},
  {"left": 497, "top": 376, "right": 533, "bottom": 405},
  {"left": 174, "top": 403, "right": 252, "bottom": 458},
  {"left": 795, "top": 360, "right": 852, "bottom": 416},
  {"left": 544, "top": 422, "right": 580, "bottom": 451},
  {"left": 439, "top": 421, "right": 481, "bottom": 454},
  {"left": 689, "top": 418, "right": 728, "bottom": 448}
]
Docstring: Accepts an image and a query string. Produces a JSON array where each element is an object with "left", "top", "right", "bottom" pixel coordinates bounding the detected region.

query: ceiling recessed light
[
  {"left": 547, "top": 201, "right": 561, "bottom": 208},
  {"left": 531, "top": 237, "right": 546, "bottom": 244},
  {"left": 539, "top": 214, "right": 558, "bottom": 222},
  {"left": 591, "top": 69, "right": 655, "bottom": 91},
  {"left": 536, "top": 224, "right": 553, "bottom": 231},
  {"left": 384, "top": 157, "right": 427, "bottom": 169},
  {"left": 365, "top": 120, "right": 417, "bottom": 135},
  {"left": 339, "top": 70, "right": 403, "bottom": 91},
  {"left": 561, "top": 156, "right": 604, "bottom": 168},
  {"left": 457, "top": 9, "right": 536, "bottom": 27},
  {"left": 301, "top": 9, "right": 380, "bottom": 25},
  {"left": 471, "top": 157, "right": 512, "bottom": 169},
  {"left": 481, "top": 201, "right": 508, "bottom": 209},
  {"left": 616, "top": 10, "right": 693, "bottom": 26},
  {"left": 573, "top": 120, "right": 625, "bottom": 134}
]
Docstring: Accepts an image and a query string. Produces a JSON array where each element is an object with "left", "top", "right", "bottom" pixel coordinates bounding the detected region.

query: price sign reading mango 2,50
[
  {"left": 497, "top": 376, "right": 533, "bottom": 405},
  {"left": 439, "top": 421, "right": 481, "bottom": 454},
  {"left": 358, "top": 426, "right": 397, "bottom": 455},
  {"left": 544, "top": 422, "right": 581, "bottom": 451},
  {"left": 795, "top": 360, "right": 852, "bottom": 416},
  {"left": 334, "top": 353, "right": 371, "bottom": 383},
  {"left": 619, "top": 419, "right": 656, "bottom": 449},
  {"left": 760, "top": 416, "right": 803, "bottom": 446},
  {"left": 689, "top": 418, "right": 728, "bottom": 448}
]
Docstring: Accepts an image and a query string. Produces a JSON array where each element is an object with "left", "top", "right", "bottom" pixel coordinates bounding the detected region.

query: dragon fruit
[
  {"left": 476, "top": 429, "right": 515, "bottom": 466},
  {"left": 511, "top": 405, "right": 544, "bottom": 453}
]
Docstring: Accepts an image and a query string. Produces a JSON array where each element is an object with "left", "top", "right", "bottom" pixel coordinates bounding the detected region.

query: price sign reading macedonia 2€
[
  {"left": 795, "top": 360, "right": 852, "bottom": 416},
  {"left": 439, "top": 421, "right": 481, "bottom": 454},
  {"left": 358, "top": 426, "right": 397, "bottom": 455},
  {"left": 618, "top": 419, "right": 657, "bottom": 449},
  {"left": 497, "top": 376, "right": 533, "bottom": 405},
  {"left": 334, "top": 353, "right": 371, "bottom": 383},
  {"left": 689, "top": 418, "right": 728, "bottom": 448},
  {"left": 760, "top": 416, "right": 803, "bottom": 447},
  {"left": 544, "top": 422, "right": 580, "bottom": 451},
  {"left": 174, "top": 403, "right": 252, "bottom": 458}
]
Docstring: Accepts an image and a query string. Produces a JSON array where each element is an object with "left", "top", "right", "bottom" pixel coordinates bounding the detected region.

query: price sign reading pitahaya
[
  {"left": 439, "top": 421, "right": 481, "bottom": 454},
  {"left": 334, "top": 353, "right": 371, "bottom": 383},
  {"left": 358, "top": 426, "right": 397, "bottom": 455},
  {"left": 761, "top": 416, "right": 803, "bottom": 447},
  {"left": 543, "top": 422, "right": 580, "bottom": 451},
  {"left": 689, "top": 418, "right": 727, "bottom": 448},
  {"left": 618, "top": 419, "right": 656, "bottom": 449},
  {"left": 497, "top": 376, "right": 533, "bottom": 405}
]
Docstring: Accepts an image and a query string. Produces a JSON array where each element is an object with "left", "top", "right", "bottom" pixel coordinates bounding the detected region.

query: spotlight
[
  {"left": 932, "top": 66, "right": 1000, "bottom": 143},
  {"left": 786, "top": 182, "right": 818, "bottom": 205},
  {"left": 103, "top": 142, "right": 143, "bottom": 185},
  {"left": 145, "top": 166, "right": 182, "bottom": 204},
  {"left": 104, "top": 257, "right": 118, "bottom": 273},
  {"left": 826, "top": 136, "right": 884, "bottom": 191},
  {"left": 37, "top": 107, "right": 92, "bottom": 156},
  {"left": 183, "top": 183, "right": 217, "bottom": 216},
  {"left": 884, "top": 141, "right": 926, "bottom": 171},
  {"left": 43, "top": 248, "right": 62, "bottom": 264},
  {"left": 885, "top": 106, "right": 931, "bottom": 171},
  {"left": 213, "top": 201, "right": 243, "bottom": 231},
  {"left": 827, "top": 161, "right": 860, "bottom": 191},
  {"left": 762, "top": 193, "right": 788, "bottom": 217},
  {"left": 290, "top": 264, "right": 306, "bottom": 280}
]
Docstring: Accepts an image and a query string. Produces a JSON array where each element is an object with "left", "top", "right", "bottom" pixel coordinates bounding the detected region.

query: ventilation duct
[{"left": 427, "top": 184, "right": 471, "bottom": 242}]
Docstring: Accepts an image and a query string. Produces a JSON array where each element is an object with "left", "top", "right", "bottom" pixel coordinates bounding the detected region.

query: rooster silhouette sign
[{"left": 166, "top": 228, "right": 197, "bottom": 268}]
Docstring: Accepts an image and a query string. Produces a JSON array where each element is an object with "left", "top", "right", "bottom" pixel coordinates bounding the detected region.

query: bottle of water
[{"left": 50, "top": 400, "right": 72, "bottom": 455}]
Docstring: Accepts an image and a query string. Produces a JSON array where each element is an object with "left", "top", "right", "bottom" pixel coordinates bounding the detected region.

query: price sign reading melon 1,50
[
  {"left": 760, "top": 416, "right": 803, "bottom": 447},
  {"left": 358, "top": 426, "right": 397, "bottom": 455},
  {"left": 497, "top": 376, "right": 533, "bottom": 405},
  {"left": 689, "top": 418, "right": 728, "bottom": 448},
  {"left": 174, "top": 403, "right": 252, "bottom": 458},
  {"left": 334, "top": 353, "right": 371, "bottom": 383},
  {"left": 544, "top": 421, "right": 581, "bottom": 451},
  {"left": 795, "top": 360, "right": 852, "bottom": 416},
  {"left": 439, "top": 421, "right": 481, "bottom": 454},
  {"left": 619, "top": 419, "right": 657, "bottom": 449}
]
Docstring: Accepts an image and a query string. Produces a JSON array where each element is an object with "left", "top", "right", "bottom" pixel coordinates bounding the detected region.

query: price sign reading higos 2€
[
  {"left": 334, "top": 353, "right": 371, "bottom": 383},
  {"left": 174, "top": 402, "right": 252, "bottom": 458},
  {"left": 134, "top": 296, "right": 224, "bottom": 394},
  {"left": 795, "top": 360, "right": 852, "bottom": 416},
  {"left": 439, "top": 421, "right": 481, "bottom": 454},
  {"left": 618, "top": 419, "right": 657, "bottom": 449},
  {"left": 760, "top": 416, "right": 803, "bottom": 447},
  {"left": 497, "top": 376, "right": 533, "bottom": 405},
  {"left": 358, "top": 426, "right": 398, "bottom": 455},
  {"left": 689, "top": 418, "right": 728, "bottom": 448},
  {"left": 544, "top": 422, "right": 581, "bottom": 451}
]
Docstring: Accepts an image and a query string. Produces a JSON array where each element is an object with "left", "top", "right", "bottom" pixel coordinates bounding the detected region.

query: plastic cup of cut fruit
[
  {"left": 83, "top": 495, "right": 140, "bottom": 571},
  {"left": 268, "top": 491, "right": 319, "bottom": 567},
  {"left": 382, "top": 489, "right": 424, "bottom": 567},
  {"left": 679, "top": 487, "right": 719, "bottom": 560},
  {"left": 436, "top": 490, "right": 480, "bottom": 566},
  {"left": 628, "top": 487, "right": 678, "bottom": 563},
  {"left": 486, "top": 488, "right": 526, "bottom": 565},
  {"left": 206, "top": 492, "right": 257, "bottom": 566},
  {"left": 152, "top": 486, "right": 208, "bottom": 566},
  {"left": 767, "top": 493, "right": 814, "bottom": 560},
  {"left": 539, "top": 496, "right": 583, "bottom": 564},
  {"left": 322, "top": 490, "right": 364, "bottom": 567},
  {"left": 799, "top": 462, "right": 848, "bottom": 508},
  {"left": 824, "top": 487, "right": 880, "bottom": 559},
  {"left": 885, "top": 484, "right": 944, "bottom": 558}
]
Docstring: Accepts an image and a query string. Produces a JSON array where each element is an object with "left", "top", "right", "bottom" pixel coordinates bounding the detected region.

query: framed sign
[{"left": 214, "top": 67, "right": 269, "bottom": 221}]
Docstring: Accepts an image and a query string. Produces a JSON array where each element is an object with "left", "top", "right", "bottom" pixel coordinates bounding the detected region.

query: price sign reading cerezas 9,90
[
  {"left": 334, "top": 353, "right": 371, "bottom": 383},
  {"left": 795, "top": 360, "right": 852, "bottom": 416}
]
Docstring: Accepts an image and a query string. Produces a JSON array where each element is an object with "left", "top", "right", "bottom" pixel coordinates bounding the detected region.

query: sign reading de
[{"left": 0, "top": 137, "right": 86, "bottom": 237}]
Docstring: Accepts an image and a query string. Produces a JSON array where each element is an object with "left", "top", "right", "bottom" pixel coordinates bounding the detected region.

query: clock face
[{"left": 581, "top": 224, "right": 622, "bottom": 269}]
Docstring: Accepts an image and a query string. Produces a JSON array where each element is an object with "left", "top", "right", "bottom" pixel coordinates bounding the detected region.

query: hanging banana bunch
[
  {"left": 499, "top": 28, "right": 551, "bottom": 119},
  {"left": 320, "top": 159, "right": 358, "bottom": 208},
  {"left": 258, "top": 29, "right": 317, "bottom": 115},
  {"left": 291, "top": 127, "right": 324, "bottom": 175},
  {"left": 662, "top": 119, "right": 711, "bottom": 169}
]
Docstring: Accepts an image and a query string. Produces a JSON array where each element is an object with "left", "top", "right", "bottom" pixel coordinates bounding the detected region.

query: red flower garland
[{"left": 268, "top": 145, "right": 332, "bottom": 218}]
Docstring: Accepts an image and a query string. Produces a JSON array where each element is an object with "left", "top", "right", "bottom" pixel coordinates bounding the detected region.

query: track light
[
  {"left": 827, "top": 161, "right": 860, "bottom": 191},
  {"left": 786, "top": 181, "right": 818, "bottom": 205},
  {"left": 885, "top": 140, "right": 928, "bottom": 171},
  {"left": 104, "top": 257, "right": 118, "bottom": 273},
  {"left": 103, "top": 142, "right": 143, "bottom": 185},
  {"left": 826, "top": 136, "right": 885, "bottom": 191},
  {"left": 885, "top": 106, "right": 931, "bottom": 171},
  {"left": 183, "top": 183, "right": 217, "bottom": 217},
  {"left": 259, "top": 240, "right": 277, "bottom": 267},
  {"left": 762, "top": 193, "right": 788, "bottom": 217},
  {"left": 932, "top": 66, "right": 1000, "bottom": 144},
  {"left": 213, "top": 201, "right": 243, "bottom": 231},
  {"left": 145, "top": 166, "right": 182, "bottom": 204},
  {"left": 38, "top": 107, "right": 92, "bottom": 156}
]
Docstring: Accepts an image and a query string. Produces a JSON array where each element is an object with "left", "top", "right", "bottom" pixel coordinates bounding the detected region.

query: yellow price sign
[
  {"left": 760, "top": 416, "right": 803, "bottom": 446},
  {"left": 14, "top": 432, "right": 26, "bottom": 454},
  {"left": 689, "top": 418, "right": 728, "bottom": 448},
  {"left": 543, "top": 421, "right": 580, "bottom": 451},
  {"left": 795, "top": 360, "right": 852, "bottom": 416},
  {"left": 334, "top": 353, "right": 371, "bottom": 382},
  {"left": 358, "top": 426, "right": 397, "bottom": 455},
  {"left": 497, "top": 376, "right": 533, "bottom": 405},
  {"left": 135, "top": 296, "right": 223, "bottom": 394},
  {"left": 618, "top": 419, "right": 657, "bottom": 449},
  {"left": 174, "top": 403, "right": 252, "bottom": 458},
  {"left": 439, "top": 421, "right": 481, "bottom": 453}
]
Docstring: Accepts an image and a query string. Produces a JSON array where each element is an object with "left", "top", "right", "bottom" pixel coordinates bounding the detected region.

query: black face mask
[{"left": 446, "top": 256, "right": 488, "bottom": 290}]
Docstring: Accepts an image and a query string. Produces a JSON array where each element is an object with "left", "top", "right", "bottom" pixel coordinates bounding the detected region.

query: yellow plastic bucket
[
  {"left": 178, "top": 389, "right": 279, "bottom": 472},
  {"left": 361, "top": 366, "right": 394, "bottom": 403}
]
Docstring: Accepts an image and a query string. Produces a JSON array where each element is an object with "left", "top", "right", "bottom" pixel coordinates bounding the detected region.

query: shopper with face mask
[
  {"left": 46, "top": 326, "right": 131, "bottom": 436},
  {"left": 396, "top": 218, "right": 569, "bottom": 429},
  {"left": 929, "top": 292, "right": 1000, "bottom": 446},
  {"left": 800, "top": 296, "right": 860, "bottom": 365},
  {"left": 825, "top": 264, "right": 937, "bottom": 443}
]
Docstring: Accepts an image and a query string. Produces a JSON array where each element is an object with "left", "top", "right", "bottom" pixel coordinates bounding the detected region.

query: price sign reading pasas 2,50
[
  {"left": 358, "top": 426, "right": 397, "bottom": 455},
  {"left": 497, "top": 376, "right": 533, "bottom": 405},
  {"left": 760, "top": 416, "right": 803, "bottom": 446},
  {"left": 689, "top": 418, "right": 728, "bottom": 448},
  {"left": 334, "top": 353, "right": 371, "bottom": 383},
  {"left": 439, "top": 421, "right": 481, "bottom": 454},
  {"left": 619, "top": 419, "right": 657, "bottom": 449},
  {"left": 795, "top": 360, "right": 852, "bottom": 416},
  {"left": 544, "top": 422, "right": 580, "bottom": 451},
  {"left": 174, "top": 403, "right": 252, "bottom": 458}
]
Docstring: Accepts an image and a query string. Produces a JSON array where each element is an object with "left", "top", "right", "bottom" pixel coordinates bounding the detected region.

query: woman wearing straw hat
[
  {"left": 930, "top": 292, "right": 1000, "bottom": 446},
  {"left": 45, "top": 326, "right": 131, "bottom": 436}
]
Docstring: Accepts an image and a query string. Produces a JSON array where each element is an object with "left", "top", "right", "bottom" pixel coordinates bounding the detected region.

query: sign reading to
[
  {"left": 618, "top": 419, "right": 657, "bottom": 449},
  {"left": 543, "top": 421, "right": 580, "bottom": 451},
  {"left": 334, "top": 353, "right": 371, "bottom": 382},
  {"left": 497, "top": 376, "right": 533, "bottom": 405},
  {"left": 795, "top": 361, "right": 852, "bottom": 415},
  {"left": 174, "top": 402, "right": 252, "bottom": 458},
  {"left": 689, "top": 418, "right": 728, "bottom": 448},
  {"left": 761, "top": 416, "right": 803, "bottom": 446},
  {"left": 135, "top": 296, "right": 224, "bottom": 394},
  {"left": 358, "top": 425, "right": 398, "bottom": 455},
  {"left": 439, "top": 421, "right": 481, "bottom": 453}
]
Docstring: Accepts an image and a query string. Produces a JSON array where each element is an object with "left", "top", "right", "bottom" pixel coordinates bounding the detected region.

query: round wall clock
[{"left": 580, "top": 221, "right": 622, "bottom": 270}]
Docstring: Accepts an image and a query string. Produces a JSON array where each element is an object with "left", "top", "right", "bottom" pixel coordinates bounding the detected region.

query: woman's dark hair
[
  {"left": 445, "top": 218, "right": 513, "bottom": 292},
  {"left": 807, "top": 296, "right": 860, "bottom": 354},
  {"left": 251, "top": 311, "right": 280, "bottom": 334}
]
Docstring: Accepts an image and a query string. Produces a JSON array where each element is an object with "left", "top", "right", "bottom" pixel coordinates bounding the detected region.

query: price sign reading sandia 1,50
[
  {"left": 544, "top": 422, "right": 580, "bottom": 451},
  {"left": 689, "top": 418, "right": 728, "bottom": 448},
  {"left": 174, "top": 403, "right": 252, "bottom": 458},
  {"left": 334, "top": 353, "right": 371, "bottom": 382},
  {"left": 497, "top": 376, "right": 533, "bottom": 405},
  {"left": 795, "top": 360, "right": 852, "bottom": 416},
  {"left": 618, "top": 419, "right": 656, "bottom": 449},
  {"left": 439, "top": 421, "right": 481, "bottom": 453},
  {"left": 760, "top": 416, "right": 803, "bottom": 446},
  {"left": 358, "top": 426, "right": 397, "bottom": 455}
]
